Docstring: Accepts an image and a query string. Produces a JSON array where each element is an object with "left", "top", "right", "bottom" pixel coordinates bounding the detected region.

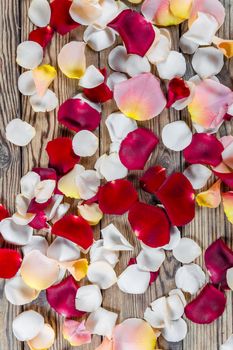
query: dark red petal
[
  {"left": 204, "top": 238, "right": 233, "bottom": 289},
  {"left": 140, "top": 166, "right": 166, "bottom": 194},
  {"left": 52, "top": 214, "right": 94, "bottom": 250},
  {"left": 224, "top": 113, "right": 233, "bottom": 121},
  {"left": 185, "top": 284, "right": 226, "bottom": 324},
  {"left": 46, "top": 137, "right": 80, "bottom": 175},
  {"left": 183, "top": 133, "right": 224, "bottom": 167},
  {"left": 166, "top": 77, "right": 190, "bottom": 108},
  {"left": 29, "top": 26, "right": 54, "bottom": 49},
  {"left": 156, "top": 172, "right": 195, "bottom": 226},
  {"left": 98, "top": 179, "right": 138, "bottom": 215},
  {"left": 83, "top": 194, "right": 99, "bottom": 205},
  {"left": 0, "top": 249, "right": 22, "bottom": 279},
  {"left": 150, "top": 270, "right": 160, "bottom": 285},
  {"left": 27, "top": 198, "right": 52, "bottom": 214},
  {"left": 33, "top": 167, "right": 57, "bottom": 181},
  {"left": 50, "top": 0, "right": 80, "bottom": 35},
  {"left": 29, "top": 211, "right": 48, "bottom": 230},
  {"left": 128, "top": 202, "right": 170, "bottom": 248},
  {"left": 108, "top": 9, "right": 155, "bottom": 56},
  {"left": 0, "top": 204, "right": 10, "bottom": 222},
  {"left": 83, "top": 84, "right": 113, "bottom": 103},
  {"left": 58, "top": 98, "right": 101, "bottom": 132},
  {"left": 119, "top": 128, "right": 159, "bottom": 170},
  {"left": 46, "top": 275, "right": 84, "bottom": 318}
]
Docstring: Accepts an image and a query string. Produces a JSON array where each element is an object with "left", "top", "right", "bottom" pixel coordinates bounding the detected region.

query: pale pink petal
[{"left": 58, "top": 41, "right": 86, "bottom": 79}]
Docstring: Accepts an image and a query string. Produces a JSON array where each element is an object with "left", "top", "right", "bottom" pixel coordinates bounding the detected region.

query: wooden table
[{"left": 0, "top": 0, "right": 232, "bottom": 349}]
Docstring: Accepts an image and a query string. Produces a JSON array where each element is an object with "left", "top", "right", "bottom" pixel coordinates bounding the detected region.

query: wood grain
[{"left": 0, "top": 0, "right": 232, "bottom": 349}]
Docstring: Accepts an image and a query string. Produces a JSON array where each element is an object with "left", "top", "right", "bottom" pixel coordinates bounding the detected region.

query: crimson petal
[
  {"left": 183, "top": 133, "right": 224, "bottom": 167},
  {"left": 166, "top": 77, "right": 190, "bottom": 108},
  {"left": 128, "top": 202, "right": 170, "bottom": 248},
  {"left": 0, "top": 248, "right": 22, "bottom": 279},
  {"left": 58, "top": 98, "right": 101, "bottom": 132},
  {"left": 205, "top": 238, "right": 233, "bottom": 289},
  {"left": 212, "top": 165, "right": 233, "bottom": 189},
  {"left": 119, "top": 128, "right": 159, "bottom": 170},
  {"left": 46, "top": 137, "right": 80, "bottom": 175},
  {"left": 46, "top": 275, "right": 84, "bottom": 317},
  {"left": 108, "top": 9, "right": 155, "bottom": 56},
  {"left": 52, "top": 214, "right": 94, "bottom": 250},
  {"left": 50, "top": 0, "right": 80, "bottom": 35},
  {"left": 156, "top": 173, "right": 195, "bottom": 226},
  {"left": 83, "top": 68, "right": 113, "bottom": 103},
  {"left": 33, "top": 167, "right": 57, "bottom": 181},
  {"left": 29, "top": 26, "right": 54, "bottom": 49},
  {"left": 140, "top": 166, "right": 166, "bottom": 194},
  {"left": 0, "top": 204, "right": 10, "bottom": 221},
  {"left": 98, "top": 179, "right": 138, "bottom": 215},
  {"left": 29, "top": 211, "right": 48, "bottom": 230},
  {"left": 185, "top": 284, "right": 226, "bottom": 324},
  {"left": 27, "top": 198, "right": 52, "bottom": 214}
]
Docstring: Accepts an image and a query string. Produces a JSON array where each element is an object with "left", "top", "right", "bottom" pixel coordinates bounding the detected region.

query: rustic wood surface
[{"left": 0, "top": 0, "right": 232, "bottom": 349}]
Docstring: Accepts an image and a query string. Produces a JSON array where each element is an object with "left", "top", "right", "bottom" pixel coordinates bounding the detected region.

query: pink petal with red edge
[
  {"left": 83, "top": 67, "right": 113, "bottom": 103},
  {"left": 50, "top": 0, "right": 80, "bottom": 35},
  {"left": 63, "top": 320, "right": 91, "bottom": 346},
  {"left": 212, "top": 163, "right": 233, "bottom": 189},
  {"left": 108, "top": 9, "right": 155, "bottom": 56},
  {"left": 114, "top": 73, "right": 166, "bottom": 121},
  {"left": 140, "top": 166, "right": 166, "bottom": 194},
  {"left": 29, "top": 26, "right": 54, "bottom": 49},
  {"left": 46, "top": 275, "right": 84, "bottom": 318},
  {"left": 51, "top": 214, "right": 94, "bottom": 250},
  {"left": 58, "top": 98, "right": 101, "bottom": 132},
  {"left": 156, "top": 173, "right": 195, "bottom": 226},
  {"left": 46, "top": 137, "right": 80, "bottom": 175},
  {"left": 0, "top": 249, "right": 22, "bottom": 279},
  {"left": 98, "top": 179, "right": 138, "bottom": 215},
  {"left": 183, "top": 133, "right": 224, "bottom": 167},
  {"left": 205, "top": 238, "right": 233, "bottom": 289},
  {"left": 27, "top": 197, "right": 52, "bottom": 214},
  {"left": 0, "top": 204, "right": 10, "bottom": 221},
  {"left": 33, "top": 167, "right": 57, "bottom": 181},
  {"left": 128, "top": 202, "right": 170, "bottom": 248},
  {"left": 166, "top": 78, "right": 190, "bottom": 108},
  {"left": 185, "top": 284, "right": 226, "bottom": 324},
  {"left": 29, "top": 211, "right": 48, "bottom": 230},
  {"left": 119, "top": 128, "right": 159, "bottom": 170}
]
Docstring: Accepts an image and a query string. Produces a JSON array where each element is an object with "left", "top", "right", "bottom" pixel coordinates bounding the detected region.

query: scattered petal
[
  {"left": 166, "top": 78, "right": 190, "bottom": 109},
  {"left": 58, "top": 41, "right": 86, "bottom": 79},
  {"left": 137, "top": 247, "right": 165, "bottom": 272},
  {"left": 163, "top": 226, "right": 181, "bottom": 250},
  {"left": 0, "top": 218, "right": 33, "bottom": 245},
  {"left": 29, "top": 26, "right": 54, "bottom": 49},
  {"left": 173, "top": 238, "right": 202, "bottom": 264},
  {"left": 162, "top": 121, "right": 192, "bottom": 151},
  {"left": 126, "top": 55, "right": 151, "bottom": 78},
  {"left": 90, "top": 240, "right": 119, "bottom": 267},
  {"left": 0, "top": 248, "right": 22, "bottom": 279},
  {"left": 87, "top": 261, "right": 117, "bottom": 289},
  {"left": 161, "top": 319, "right": 187, "bottom": 342},
  {"left": 175, "top": 264, "right": 206, "bottom": 294},
  {"left": 50, "top": 0, "right": 80, "bottom": 35},
  {"left": 69, "top": 0, "right": 102, "bottom": 25},
  {"left": 6, "top": 118, "right": 36, "bottom": 146},
  {"left": 221, "top": 335, "right": 233, "bottom": 350},
  {"left": 213, "top": 36, "right": 233, "bottom": 58},
  {"left": 72, "top": 130, "right": 98, "bottom": 157},
  {"left": 75, "top": 284, "right": 102, "bottom": 312},
  {"left": 117, "top": 264, "right": 150, "bottom": 294},
  {"left": 157, "top": 51, "right": 186, "bottom": 80},
  {"left": 84, "top": 26, "right": 115, "bottom": 52},
  {"left": 78, "top": 203, "right": 103, "bottom": 225},
  {"left": 27, "top": 323, "right": 55, "bottom": 350},
  {"left": 96, "top": 153, "right": 128, "bottom": 181},
  {"left": 4, "top": 275, "right": 39, "bottom": 305},
  {"left": 192, "top": 47, "right": 224, "bottom": 79},
  {"left": 22, "top": 235, "right": 48, "bottom": 256},
  {"left": 16, "top": 41, "right": 43, "bottom": 69},
  {"left": 30, "top": 89, "right": 58, "bottom": 112},
  {"left": 13, "top": 310, "right": 44, "bottom": 341},
  {"left": 144, "top": 296, "right": 169, "bottom": 328},
  {"left": 47, "top": 237, "right": 80, "bottom": 263},
  {"left": 86, "top": 307, "right": 118, "bottom": 339},
  {"left": 222, "top": 192, "right": 233, "bottom": 224},
  {"left": 105, "top": 112, "right": 137, "bottom": 143},
  {"left": 196, "top": 180, "right": 222, "bottom": 208},
  {"left": 63, "top": 320, "right": 91, "bottom": 347},
  {"left": 32, "top": 64, "right": 57, "bottom": 97},
  {"left": 28, "top": 0, "right": 51, "bottom": 27},
  {"left": 58, "top": 164, "right": 84, "bottom": 199},
  {"left": 101, "top": 223, "right": 133, "bottom": 251},
  {"left": 76, "top": 169, "right": 100, "bottom": 200},
  {"left": 140, "top": 165, "right": 166, "bottom": 194},
  {"left": 18, "top": 71, "right": 36, "bottom": 96},
  {"left": 183, "top": 164, "right": 212, "bottom": 190}
]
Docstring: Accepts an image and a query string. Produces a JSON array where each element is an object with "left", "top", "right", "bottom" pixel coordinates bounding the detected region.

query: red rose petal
[
  {"left": 29, "top": 26, "right": 54, "bottom": 49},
  {"left": 27, "top": 198, "right": 52, "bottom": 214},
  {"left": 0, "top": 248, "right": 22, "bottom": 279},
  {"left": 205, "top": 238, "right": 233, "bottom": 289},
  {"left": 46, "top": 137, "right": 80, "bottom": 175},
  {"left": 83, "top": 67, "right": 113, "bottom": 103},
  {"left": 46, "top": 275, "right": 84, "bottom": 318},
  {"left": 52, "top": 214, "right": 94, "bottom": 250},
  {"left": 50, "top": 0, "right": 80, "bottom": 35},
  {"left": 128, "top": 202, "right": 170, "bottom": 248},
  {"left": 166, "top": 77, "right": 190, "bottom": 108},
  {"left": 108, "top": 9, "right": 155, "bottom": 56},
  {"left": 33, "top": 167, "right": 57, "bottom": 181},
  {"left": 98, "top": 179, "right": 138, "bottom": 215},
  {"left": 183, "top": 133, "right": 224, "bottom": 167},
  {"left": 0, "top": 204, "right": 10, "bottom": 222},
  {"left": 119, "top": 128, "right": 159, "bottom": 170},
  {"left": 185, "top": 284, "right": 226, "bottom": 324},
  {"left": 58, "top": 98, "right": 101, "bottom": 132},
  {"left": 140, "top": 166, "right": 166, "bottom": 194},
  {"left": 156, "top": 173, "right": 195, "bottom": 226},
  {"left": 212, "top": 164, "right": 233, "bottom": 189},
  {"left": 29, "top": 211, "right": 48, "bottom": 230}
]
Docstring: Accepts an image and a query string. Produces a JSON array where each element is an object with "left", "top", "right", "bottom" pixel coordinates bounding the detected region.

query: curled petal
[
  {"left": 86, "top": 307, "right": 118, "bottom": 339},
  {"left": 108, "top": 45, "right": 128, "bottom": 73},
  {"left": 28, "top": 0, "right": 51, "bottom": 27},
  {"left": 27, "top": 323, "right": 55, "bottom": 350},
  {"left": 12, "top": 310, "right": 44, "bottom": 341},
  {"left": 84, "top": 26, "right": 115, "bottom": 52},
  {"left": 157, "top": 51, "right": 186, "bottom": 80},
  {"left": 46, "top": 275, "right": 84, "bottom": 317},
  {"left": 87, "top": 261, "right": 117, "bottom": 289},
  {"left": 146, "top": 30, "right": 171, "bottom": 64},
  {"left": 212, "top": 163, "right": 233, "bottom": 189},
  {"left": 4, "top": 275, "right": 39, "bottom": 305},
  {"left": 6, "top": 118, "right": 35, "bottom": 146},
  {"left": 98, "top": 179, "right": 138, "bottom": 215},
  {"left": 108, "top": 9, "right": 155, "bottom": 56},
  {"left": 52, "top": 214, "right": 93, "bottom": 250},
  {"left": 29, "top": 89, "right": 58, "bottom": 112},
  {"left": 162, "top": 121, "right": 192, "bottom": 151},
  {"left": 63, "top": 320, "right": 91, "bottom": 347},
  {"left": 183, "top": 164, "right": 212, "bottom": 190},
  {"left": 175, "top": 264, "right": 206, "bottom": 294},
  {"left": 27, "top": 197, "right": 51, "bottom": 214},
  {"left": 128, "top": 202, "right": 170, "bottom": 248},
  {"left": 75, "top": 284, "right": 102, "bottom": 312},
  {"left": 78, "top": 203, "right": 103, "bottom": 226},
  {"left": 196, "top": 180, "right": 222, "bottom": 208},
  {"left": 22, "top": 235, "right": 48, "bottom": 256},
  {"left": 58, "top": 41, "right": 86, "bottom": 79},
  {"left": 140, "top": 165, "right": 166, "bottom": 194},
  {"left": 96, "top": 153, "right": 128, "bottom": 181},
  {"left": 185, "top": 284, "right": 226, "bottom": 324},
  {"left": 16, "top": 41, "right": 43, "bottom": 69},
  {"left": 114, "top": 73, "right": 166, "bottom": 121},
  {"left": 90, "top": 240, "right": 119, "bottom": 267},
  {"left": 105, "top": 112, "right": 137, "bottom": 143},
  {"left": 46, "top": 137, "right": 80, "bottom": 175},
  {"left": 58, "top": 97, "right": 101, "bottom": 132},
  {"left": 101, "top": 223, "right": 133, "bottom": 251},
  {"left": 69, "top": 0, "right": 102, "bottom": 25},
  {"left": 83, "top": 68, "right": 113, "bottom": 103},
  {"left": 166, "top": 78, "right": 190, "bottom": 108},
  {"left": 32, "top": 64, "right": 57, "bottom": 97},
  {"left": 20, "top": 171, "right": 40, "bottom": 201},
  {"left": 173, "top": 238, "right": 201, "bottom": 264},
  {"left": 161, "top": 319, "right": 187, "bottom": 342},
  {"left": 144, "top": 296, "right": 169, "bottom": 328},
  {"left": 141, "top": 0, "right": 184, "bottom": 26},
  {"left": 117, "top": 264, "right": 150, "bottom": 294},
  {"left": 183, "top": 133, "right": 224, "bottom": 166},
  {"left": 192, "top": 47, "right": 224, "bottom": 79},
  {"left": 68, "top": 258, "right": 88, "bottom": 281},
  {"left": 189, "top": 0, "right": 225, "bottom": 28},
  {"left": 0, "top": 249, "right": 22, "bottom": 279},
  {"left": 47, "top": 237, "right": 80, "bottom": 263},
  {"left": 213, "top": 36, "right": 233, "bottom": 58},
  {"left": 50, "top": 0, "right": 80, "bottom": 35},
  {"left": 58, "top": 164, "right": 84, "bottom": 199},
  {"left": 156, "top": 173, "right": 195, "bottom": 226},
  {"left": 179, "top": 35, "right": 199, "bottom": 55},
  {"left": 79, "top": 65, "right": 104, "bottom": 89},
  {"left": 34, "top": 180, "right": 56, "bottom": 204},
  {"left": 18, "top": 71, "right": 36, "bottom": 96},
  {"left": 72, "top": 130, "right": 98, "bottom": 157},
  {"left": 119, "top": 128, "right": 158, "bottom": 170},
  {"left": 222, "top": 192, "right": 233, "bottom": 224},
  {"left": 29, "top": 26, "right": 54, "bottom": 49},
  {"left": 76, "top": 169, "right": 100, "bottom": 200},
  {"left": 0, "top": 218, "right": 33, "bottom": 245},
  {"left": 137, "top": 247, "right": 165, "bottom": 272}
]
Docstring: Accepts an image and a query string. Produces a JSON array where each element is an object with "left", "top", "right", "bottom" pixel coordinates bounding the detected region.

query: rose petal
[
  {"left": 189, "top": 0, "right": 225, "bottom": 28},
  {"left": 6, "top": 118, "right": 36, "bottom": 146},
  {"left": 213, "top": 36, "right": 233, "bottom": 58},
  {"left": 157, "top": 51, "right": 186, "bottom": 80},
  {"left": 192, "top": 47, "right": 224, "bottom": 79},
  {"left": 50, "top": 0, "right": 80, "bottom": 35},
  {"left": 27, "top": 197, "right": 51, "bottom": 214},
  {"left": 144, "top": 296, "right": 169, "bottom": 328},
  {"left": 83, "top": 67, "right": 113, "bottom": 103},
  {"left": 96, "top": 153, "right": 128, "bottom": 181},
  {"left": 212, "top": 163, "right": 233, "bottom": 189},
  {"left": 166, "top": 78, "right": 190, "bottom": 109},
  {"left": 78, "top": 203, "right": 103, "bottom": 226},
  {"left": 0, "top": 218, "right": 33, "bottom": 245},
  {"left": 161, "top": 319, "right": 187, "bottom": 342},
  {"left": 126, "top": 55, "right": 151, "bottom": 78},
  {"left": 226, "top": 267, "right": 233, "bottom": 291},
  {"left": 63, "top": 320, "right": 91, "bottom": 347},
  {"left": 32, "top": 64, "right": 57, "bottom": 97},
  {"left": 22, "top": 235, "right": 48, "bottom": 256},
  {"left": 163, "top": 226, "right": 181, "bottom": 250},
  {"left": 185, "top": 284, "right": 226, "bottom": 324},
  {"left": 28, "top": 0, "right": 51, "bottom": 27},
  {"left": 84, "top": 26, "right": 115, "bottom": 51},
  {"left": 58, "top": 41, "right": 86, "bottom": 79},
  {"left": 183, "top": 164, "right": 212, "bottom": 190},
  {"left": 167, "top": 293, "right": 185, "bottom": 320},
  {"left": 69, "top": 0, "right": 102, "bottom": 25},
  {"left": 13, "top": 310, "right": 44, "bottom": 341},
  {"left": 79, "top": 65, "right": 104, "bottom": 89},
  {"left": 12, "top": 212, "right": 35, "bottom": 226},
  {"left": 90, "top": 240, "right": 119, "bottom": 267},
  {"left": 117, "top": 264, "right": 150, "bottom": 294},
  {"left": 108, "top": 46, "right": 128, "bottom": 73},
  {"left": 108, "top": 9, "right": 155, "bottom": 56},
  {"left": 52, "top": 202, "right": 70, "bottom": 223},
  {"left": 87, "top": 261, "right": 117, "bottom": 289},
  {"left": 0, "top": 204, "right": 10, "bottom": 222},
  {"left": 72, "top": 130, "right": 98, "bottom": 157},
  {"left": 34, "top": 180, "right": 56, "bottom": 204},
  {"left": 156, "top": 173, "right": 195, "bottom": 226},
  {"left": 221, "top": 335, "right": 233, "bottom": 350},
  {"left": 4, "top": 275, "right": 39, "bottom": 305},
  {"left": 141, "top": 0, "right": 184, "bottom": 26},
  {"left": 179, "top": 35, "right": 199, "bottom": 55},
  {"left": 137, "top": 247, "right": 165, "bottom": 272},
  {"left": 52, "top": 214, "right": 93, "bottom": 250},
  {"left": 16, "top": 41, "right": 43, "bottom": 69},
  {"left": 86, "top": 307, "right": 118, "bottom": 339},
  {"left": 173, "top": 238, "right": 202, "bottom": 264},
  {"left": 162, "top": 121, "right": 192, "bottom": 151},
  {"left": 146, "top": 30, "right": 171, "bottom": 64},
  {"left": 222, "top": 192, "right": 233, "bottom": 224},
  {"left": 75, "top": 284, "right": 102, "bottom": 312},
  {"left": 76, "top": 169, "right": 100, "bottom": 200},
  {"left": 30, "top": 89, "right": 58, "bottom": 112},
  {"left": 58, "top": 164, "right": 84, "bottom": 199},
  {"left": 18, "top": 71, "right": 36, "bottom": 96},
  {"left": 196, "top": 180, "right": 222, "bottom": 208},
  {"left": 27, "top": 323, "right": 55, "bottom": 350},
  {"left": 140, "top": 165, "right": 166, "bottom": 194},
  {"left": 68, "top": 258, "right": 88, "bottom": 281},
  {"left": 101, "top": 223, "right": 133, "bottom": 251},
  {"left": 114, "top": 73, "right": 166, "bottom": 121},
  {"left": 47, "top": 237, "right": 80, "bottom": 263},
  {"left": 105, "top": 112, "right": 137, "bottom": 143},
  {"left": 29, "top": 26, "right": 54, "bottom": 49},
  {"left": 0, "top": 249, "right": 22, "bottom": 279},
  {"left": 46, "top": 275, "right": 84, "bottom": 317},
  {"left": 175, "top": 264, "right": 206, "bottom": 294}
]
